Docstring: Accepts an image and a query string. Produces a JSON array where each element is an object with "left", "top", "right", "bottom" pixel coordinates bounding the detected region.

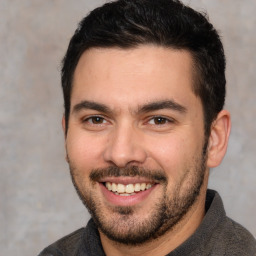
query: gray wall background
[{"left": 0, "top": 0, "right": 255, "bottom": 255}]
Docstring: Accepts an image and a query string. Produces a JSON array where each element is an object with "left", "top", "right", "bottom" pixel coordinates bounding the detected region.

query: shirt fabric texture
[{"left": 38, "top": 190, "right": 256, "bottom": 256}]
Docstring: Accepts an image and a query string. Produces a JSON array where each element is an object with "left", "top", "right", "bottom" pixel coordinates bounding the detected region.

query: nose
[{"left": 103, "top": 123, "right": 147, "bottom": 168}]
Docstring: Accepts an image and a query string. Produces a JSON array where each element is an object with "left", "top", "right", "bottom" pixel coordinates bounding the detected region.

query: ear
[
  {"left": 62, "top": 115, "right": 66, "bottom": 135},
  {"left": 207, "top": 110, "right": 231, "bottom": 168}
]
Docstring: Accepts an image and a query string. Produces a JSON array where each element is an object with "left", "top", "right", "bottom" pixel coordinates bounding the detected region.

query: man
[{"left": 39, "top": 0, "right": 256, "bottom": 255}]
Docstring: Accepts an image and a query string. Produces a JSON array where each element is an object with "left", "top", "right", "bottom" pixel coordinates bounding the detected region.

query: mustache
[{"left": 89, "top": 165, "right": 168, "bottom": 183}]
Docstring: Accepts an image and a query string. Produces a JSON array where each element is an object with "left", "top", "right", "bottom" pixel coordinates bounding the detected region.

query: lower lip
[{"left": 99, "top": 183, "right": 158, "bottom": 206}]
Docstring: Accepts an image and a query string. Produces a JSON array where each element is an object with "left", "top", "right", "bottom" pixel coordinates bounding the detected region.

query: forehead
[{"left": 72, "top": 45, "right": 200, "bottom": 111}]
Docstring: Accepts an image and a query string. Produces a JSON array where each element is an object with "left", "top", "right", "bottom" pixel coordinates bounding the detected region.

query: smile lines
[{"left": 104, "top": 182, "right": 153, "bottom": 196}]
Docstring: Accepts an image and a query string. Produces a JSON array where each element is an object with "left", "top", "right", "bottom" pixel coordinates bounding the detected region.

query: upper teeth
[{"left": 105, "top": 182, "right": 153, "bottom": 194}]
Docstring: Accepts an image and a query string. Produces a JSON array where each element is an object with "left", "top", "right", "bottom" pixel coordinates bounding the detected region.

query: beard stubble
[{"left": 69, "top": 142, "right": 208, "bottom": 245}]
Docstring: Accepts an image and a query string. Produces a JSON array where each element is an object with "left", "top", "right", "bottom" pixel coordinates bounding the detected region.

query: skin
[{"left": 63, "top": 45, "right": 231, "bottom": 256}]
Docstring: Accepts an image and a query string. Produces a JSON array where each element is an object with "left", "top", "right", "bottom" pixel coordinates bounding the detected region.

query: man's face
[{"left": 65, "top": 46, "right": 208, "bottom": 245}]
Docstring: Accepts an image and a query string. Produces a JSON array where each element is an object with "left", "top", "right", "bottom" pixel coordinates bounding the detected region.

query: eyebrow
[
  {"left": 72, "top": 99, "right": 187, "bottom": 116},
  {"left": 137, "top": 100, "right": 187, "bottom": 114},
  {"left": 72, "top": 100, "right": 112, "bottom": 114}
]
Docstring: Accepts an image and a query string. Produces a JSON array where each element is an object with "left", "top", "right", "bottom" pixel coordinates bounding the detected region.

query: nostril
[{"left": 102, "top": 128, "right": 147, "bottom": 167}]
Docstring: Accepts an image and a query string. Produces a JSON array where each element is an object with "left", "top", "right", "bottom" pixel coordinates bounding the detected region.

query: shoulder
[
  {"left": 38, "top": 219, "right": 104, "bottom": 256},
  {"left": 205, "top": 207, "right": 256, "bottom": 256},
  {"left": 217, "top": 217, "right": 256, "bottom": 255},
  {"left": 38, "top": 228, "right": 85, "bottom": 256},
  {"left": 199, "top": 190, "right": 256, "bottom": 256}
]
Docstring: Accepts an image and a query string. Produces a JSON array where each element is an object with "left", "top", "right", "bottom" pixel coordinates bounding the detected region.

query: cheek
[
  {"left": 147, "top": 134, "right": 200, "bottom": 180},
  {"left": 151, "top": 140, "right": 185, "bottom": 174},
  {"left": 66, "top": 130, "right": 106, "bottom": 170}
]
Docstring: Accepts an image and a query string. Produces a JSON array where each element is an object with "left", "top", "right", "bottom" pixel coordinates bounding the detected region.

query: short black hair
[{"left": 62, "top": 0, "right": 226, "bottom": 137}]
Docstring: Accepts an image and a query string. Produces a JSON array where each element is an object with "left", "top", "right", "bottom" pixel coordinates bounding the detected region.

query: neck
[{"left": 100, "top": 183, "right": 208, "bottom": 256}]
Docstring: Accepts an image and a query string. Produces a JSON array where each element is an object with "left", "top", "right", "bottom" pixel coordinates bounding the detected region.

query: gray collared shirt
[{"left": 38, "top": 190, "right": 256, "bottom": 256}]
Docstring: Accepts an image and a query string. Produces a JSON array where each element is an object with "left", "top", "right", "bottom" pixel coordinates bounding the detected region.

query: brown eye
[
  {"left": 149, "top": 117, "right": 169, "bottom": 125},
  {"left": 92, "top": 117, "right": 104, "bottom": 124},
  {"left": 154, "top": 117, "right": 167, "bottom": 124},
  {"left": 86, "top": 116, "right": 106, "bottom": 124}
]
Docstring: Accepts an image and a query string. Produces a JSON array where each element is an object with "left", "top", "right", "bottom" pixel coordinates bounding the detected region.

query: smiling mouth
[{"left": 104, "top": 182, "right": 154, "bottom": 196}]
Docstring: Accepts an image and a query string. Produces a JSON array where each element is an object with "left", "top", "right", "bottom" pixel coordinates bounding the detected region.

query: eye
[
  {"left": 84, "top": 116, "right": 107, "bottom": 125},
  {"left": 148, "top": 116, "right": 172, "bottom": 125}
]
